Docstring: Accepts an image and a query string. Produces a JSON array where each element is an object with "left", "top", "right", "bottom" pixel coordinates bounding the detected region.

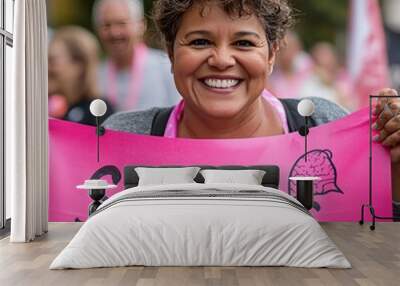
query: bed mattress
[{"left": 50, "top": 183, "right": 350, "bottom": 269}]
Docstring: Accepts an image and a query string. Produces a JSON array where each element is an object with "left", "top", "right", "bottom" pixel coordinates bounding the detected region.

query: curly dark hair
[{"left": 153, "top": 0, "right": 293, "bottom": 53}]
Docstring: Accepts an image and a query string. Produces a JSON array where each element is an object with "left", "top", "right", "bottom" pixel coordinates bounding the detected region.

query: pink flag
[{"left": 347, "top": 0, "right": 390, "bottom": 108}]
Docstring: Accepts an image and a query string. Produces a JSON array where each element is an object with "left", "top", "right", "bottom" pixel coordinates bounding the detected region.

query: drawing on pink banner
[
  {"left": 49, "top": 108, "right": 392, "bottom": 222},
  {"left": 288, "top": 149, "right": 343, "bottom": 212}
]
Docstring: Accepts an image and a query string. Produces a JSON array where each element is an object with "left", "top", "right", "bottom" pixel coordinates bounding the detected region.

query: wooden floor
[{"left": 0, "top": 223, "right": 399, "bottom": 286}]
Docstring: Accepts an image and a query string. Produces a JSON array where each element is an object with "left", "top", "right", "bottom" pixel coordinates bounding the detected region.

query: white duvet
[{"left": 50, "top": 183, "right": 350, "bottom": 269}]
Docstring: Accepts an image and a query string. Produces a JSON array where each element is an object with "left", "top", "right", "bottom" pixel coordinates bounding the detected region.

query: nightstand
[
  {"left": 289, "top": 176, "right": 321, "bottom": 210},
  {"left": 77, "top": 180, "right": 116, "bottom": 216}
]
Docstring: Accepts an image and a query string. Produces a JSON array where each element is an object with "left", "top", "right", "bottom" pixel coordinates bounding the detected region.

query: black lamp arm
[
  {"left": 95, "top": 116, "right": 106, "bottom": 163},
  {"left": 298, "top": 117, "right": 310, "bottom": 137},
  {"left": 97, "top": 126, "right": 106, "bottom": 136},
  {"left": 297, "top": 116, "right": 310, "bottom": 162},
  {"left": 95, "top": 116, "right": 106, "bottom": 136}
]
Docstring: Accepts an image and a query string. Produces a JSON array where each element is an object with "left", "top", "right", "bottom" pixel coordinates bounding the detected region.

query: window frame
[{"left": 0, "top": 0, "right": 14, "bottom": 231}]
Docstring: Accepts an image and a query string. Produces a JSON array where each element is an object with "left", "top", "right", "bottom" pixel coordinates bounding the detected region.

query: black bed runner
[{"left": 91, "top": 189, "right": 310, "bottom": 218}]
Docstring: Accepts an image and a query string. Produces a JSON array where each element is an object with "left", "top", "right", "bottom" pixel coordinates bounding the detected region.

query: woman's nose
[{"left": 207, "top": 47, "right": 236, "bottom": 70}]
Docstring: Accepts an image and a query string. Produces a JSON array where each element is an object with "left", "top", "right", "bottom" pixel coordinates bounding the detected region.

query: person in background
[
  {"left": 48, "top": 26, "right": 114, "bottom": 125},
  {"left": 267, "top": 31, "right": 313, "bottom": 98},
  {"left": 384, "top": 0, "right": 400, "bottom": 91},
  {"left": 92, "top": 0, "right": 180, "bottom": 112},
  {"left": 298, "top": 42, "right": 355, "bottom": 111}
]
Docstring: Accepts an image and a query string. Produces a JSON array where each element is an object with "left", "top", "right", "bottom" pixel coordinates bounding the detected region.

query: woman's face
[
  {"left": 48, "top": 40, "right": 82, "bottom": 96},
  {"left": 172, "top": 3, "right": 276, "bottom": 119}
]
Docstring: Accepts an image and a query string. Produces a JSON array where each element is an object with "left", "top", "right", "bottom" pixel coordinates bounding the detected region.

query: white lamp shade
[
  {"left": 297, "top": 99, "right": 315, "bottom": 117},
  {"left": 90, "top": 99, "right": 107, "bottom": 117}
]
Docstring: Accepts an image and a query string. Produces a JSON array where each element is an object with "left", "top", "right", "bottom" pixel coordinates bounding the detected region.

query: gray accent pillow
[
  {"left": 200, "top": 169, "right": 266, "bottom": 185},
  {"left": 135, "top": 167, "right": 201, "bottom": 186}
]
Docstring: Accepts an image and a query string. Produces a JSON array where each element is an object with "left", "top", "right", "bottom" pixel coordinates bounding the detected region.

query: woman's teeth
[{"left": 203, "top": 79, "right": 239, "bottom": 89}]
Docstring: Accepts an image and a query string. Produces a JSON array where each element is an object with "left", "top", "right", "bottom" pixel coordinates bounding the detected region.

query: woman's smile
[
  {"left": 199, "top": 76, "right": 243, "bottom": 95},
  {"left": 202, "top": 78, "right": 241, "bottom": 89}
]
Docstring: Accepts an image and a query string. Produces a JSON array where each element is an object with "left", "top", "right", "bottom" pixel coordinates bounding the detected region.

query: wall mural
[{"left": 49, "top": 108, "right": 392, "bottom": 222}]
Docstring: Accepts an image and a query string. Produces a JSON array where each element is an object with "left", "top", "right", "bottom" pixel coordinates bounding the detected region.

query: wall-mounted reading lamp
[
  {"left": 89, "top": 99, "right": 107, "bottom": 162},
  {"left": 297, "top": 99, "right": 315, "bottom": 162}
]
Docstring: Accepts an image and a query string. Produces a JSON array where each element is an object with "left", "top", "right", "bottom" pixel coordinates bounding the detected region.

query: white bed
[{"left": 50, "top": 183, "right": 351, "bottom": 269}]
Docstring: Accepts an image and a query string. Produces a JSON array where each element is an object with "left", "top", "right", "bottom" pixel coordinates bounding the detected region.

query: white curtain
[{"left": 7, "top": 0, "right": 48, "bottom": 242}]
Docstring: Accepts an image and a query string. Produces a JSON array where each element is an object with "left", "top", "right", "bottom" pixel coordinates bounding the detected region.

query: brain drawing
[{"left": 288, "top": 149, "right": 343, "bottom": 211}]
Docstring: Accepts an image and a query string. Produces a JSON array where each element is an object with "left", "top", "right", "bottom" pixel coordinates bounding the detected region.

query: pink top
[
  {"left": 164, "top": 89, "right": 289, "bottom": 138},
  {"left": 106, "top": 43, "right": 148, "bottom": 111}
]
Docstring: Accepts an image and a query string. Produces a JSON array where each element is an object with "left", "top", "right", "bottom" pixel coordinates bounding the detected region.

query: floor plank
[{"left": 0, "top": 222, "right": 399, "bottom": 286}]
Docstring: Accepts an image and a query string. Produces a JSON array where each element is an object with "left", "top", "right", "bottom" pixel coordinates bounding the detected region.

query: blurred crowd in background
[{"left": 46, "top": 0, "right": 400, "bottom": 126}]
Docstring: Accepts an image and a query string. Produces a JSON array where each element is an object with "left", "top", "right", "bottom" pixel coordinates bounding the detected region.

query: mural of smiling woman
[
  {"left": 103, "top": 0, "right": 349, "bottom": 139},
  {"left": 100, "top": 0, "right": 400, "bottom": 216}
]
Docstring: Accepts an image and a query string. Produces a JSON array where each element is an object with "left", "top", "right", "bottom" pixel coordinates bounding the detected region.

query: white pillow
[
  {"left": 200, "top": 169, "right": 266, "bottom": 185},
  {"left": 135, "top": 167, "right": 200, "bottom": 186}
]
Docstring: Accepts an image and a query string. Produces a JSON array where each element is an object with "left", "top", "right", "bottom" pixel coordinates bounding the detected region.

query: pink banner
[{"left": 49, "top": 108, "right": 392, "bottom": 222}]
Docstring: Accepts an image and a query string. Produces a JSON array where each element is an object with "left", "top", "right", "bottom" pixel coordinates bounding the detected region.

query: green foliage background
[
  {"left": 48, "top": 0, "right": 349, "bottom": 51},
  {"left": 290, "top": 0, "right": 348, "bottom": 49}
]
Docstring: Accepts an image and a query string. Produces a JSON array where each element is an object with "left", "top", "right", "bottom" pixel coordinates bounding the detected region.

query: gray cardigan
[{"left": 103, "top": 97, "right": 348, "bottom": 135}]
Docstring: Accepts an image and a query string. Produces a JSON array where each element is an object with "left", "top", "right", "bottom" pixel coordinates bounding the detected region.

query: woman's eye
[
  {"left": 189, "top": 39, "right": 211, "bottom": 47},
  {"left": 235, "top": 40, "right": 255, "bottom": 47}
]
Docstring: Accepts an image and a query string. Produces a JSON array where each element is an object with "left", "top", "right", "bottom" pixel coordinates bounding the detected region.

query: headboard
[{"left": 124, "top": 165, "right": 280, "bottom": 189}]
